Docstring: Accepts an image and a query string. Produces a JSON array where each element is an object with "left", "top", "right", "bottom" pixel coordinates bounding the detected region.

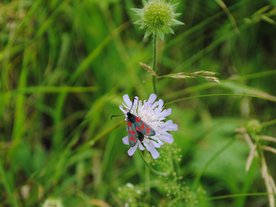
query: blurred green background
[{"left": 0, "top": 0, "right": 276, "bottom": 206}]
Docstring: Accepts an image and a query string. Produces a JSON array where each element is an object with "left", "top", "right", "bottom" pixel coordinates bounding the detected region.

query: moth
[
  {"left": 126, "top": 98, "right": 156, "bottom": 147},
  {"left": 111, "top": 97, "right": 156, "bottom": 147}
]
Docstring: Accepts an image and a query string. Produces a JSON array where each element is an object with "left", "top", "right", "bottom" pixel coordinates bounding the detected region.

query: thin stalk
[
  {"left": 145, "top": 165, "right": 151, "bottom": 203},
  {"left": 208, "top": 192, "right": 273, "bottom": 201},
  {"left": 261, "top": 119, "right": 276, "bottom": 128},
  {"left": 192, "top": 138, "right": 235, "bottom": 190},
  {"left": 0, "top": 161, "right": 19, "bottom": 207},
  {"left": 165, "top": 93, "right": 276, "bottom": 106},
  {"left": 152, "top": 34, "right": 158, "bottom": 95}
]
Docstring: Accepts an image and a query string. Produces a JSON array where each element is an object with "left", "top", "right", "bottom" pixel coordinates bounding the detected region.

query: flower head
[
  {"left": 132, "top": 0, "right": 184, "bottom": 39},
  {"left": 119, "top": 94, "right": 178, "bottom": 159}
]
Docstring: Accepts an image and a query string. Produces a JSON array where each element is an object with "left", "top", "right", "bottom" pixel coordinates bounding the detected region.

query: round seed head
[{"left": 132, "top": 0, "right": 184, "bottom": 40}]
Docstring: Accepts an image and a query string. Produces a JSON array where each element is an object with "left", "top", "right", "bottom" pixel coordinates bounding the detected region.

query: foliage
[{"left": 0, "top": 0, "right": 276, "bottom": 206}]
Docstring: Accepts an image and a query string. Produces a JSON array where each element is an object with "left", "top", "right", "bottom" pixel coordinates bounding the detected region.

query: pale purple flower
[{"left": 119, "top": 94, "right": 178, "bottom": 159}]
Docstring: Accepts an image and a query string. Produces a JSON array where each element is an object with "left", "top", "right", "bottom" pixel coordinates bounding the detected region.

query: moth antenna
[
  {"left": 110, "top": 114, "right": 124, "bottom": 120},
  {"left": 129, "top": 97, "right": 138, "bottom": 113}
]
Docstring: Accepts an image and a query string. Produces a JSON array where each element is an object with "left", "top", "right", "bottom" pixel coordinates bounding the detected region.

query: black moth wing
[
  {"left": 127, "top": 121, "right": 138, "bottom": 147},
  {"left": 134, "top": 116, "right": 156, "bottom": 136}
]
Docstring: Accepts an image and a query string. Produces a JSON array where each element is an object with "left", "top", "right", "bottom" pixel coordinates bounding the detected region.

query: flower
[
  {"left": 119, "top": 94, "right": 178, "bottom": 159},
  {"left": 132, "top": 0, "right": 184, "bottom": 40}
]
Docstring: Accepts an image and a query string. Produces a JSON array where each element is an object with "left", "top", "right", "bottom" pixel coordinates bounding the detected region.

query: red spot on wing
[
  {"left": 136, "top": 123, "right": 145, "bottom": 131},
  {"left": 127, "top": 122, "right": 132, "bottom": 127},
  {"left": 140, "top": 123, "right": 145, "bottom": 130},
  {"left": 135, "top": 117, "right": 141, "bottom": 123},
  {"left": 129, "top": 136, "right": 136, "bottom": 141},
  {"left": 146, "top": 127, "right": 151, "bottom": 135},
  {"left": 128, "top": 130, "right": 135, "bottom": 134}
]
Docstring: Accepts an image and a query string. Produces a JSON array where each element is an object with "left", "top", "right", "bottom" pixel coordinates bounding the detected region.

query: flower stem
[
  {"left": 145, "top": 165, "right": 151, "bottom": 202},
  {"left": 261, "top": 118, "right": 276, "bottom": 128},
  {"left": 192, "top": 138, "right": 235, "bottom": 190},
  {"left": 152, "top": 33, "right": 158, "bottom": 95}
]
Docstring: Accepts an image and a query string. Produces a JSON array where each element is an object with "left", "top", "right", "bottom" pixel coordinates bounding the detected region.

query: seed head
[
  {"left": 246, "top": 119, "right": 262, "bottom": 134},
  {"left": 132, "top": 0, "right": 184, "bottom": 40}
]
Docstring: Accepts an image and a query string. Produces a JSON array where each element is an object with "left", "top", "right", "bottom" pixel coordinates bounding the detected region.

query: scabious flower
[
  {"left": 132, "top": 0, "right": 184, "bottom": 39},
  {"left": 119, "top": 94, "right": 178, "bottom": 159}
]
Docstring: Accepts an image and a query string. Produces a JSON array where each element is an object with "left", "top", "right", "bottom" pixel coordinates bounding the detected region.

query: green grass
[{"left": 0, "top": 0, "right": 276, "bottom": 206}]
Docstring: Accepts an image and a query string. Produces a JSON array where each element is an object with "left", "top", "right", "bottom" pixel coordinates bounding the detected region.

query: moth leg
[
  {"left": 140, "top": 140, "right": 146, "bottom": 149},
  {"left": 137, "top": 131, "right": 146, "bottom": 149},
  {"left": 148, "top": 137, "right": 159, "bottom": 145},
  {"left": 148, "top": 137, "right": 155, "bottom": 141}
]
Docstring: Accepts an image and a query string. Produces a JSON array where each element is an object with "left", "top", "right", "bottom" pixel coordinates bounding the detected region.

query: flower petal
[
  {"left": 162, "top": 120, "right": 178, "bottom": 131},
  {"left": 151, "top": 99, "right": 162, "bottom": 109},
  {"left": 123, "top": 94, "right": 132, "bottom": 108},
  {"left": 148, "top": 93, "right": 157, "bottom": 104},
  {"left": 127, "top": 144, "right": 138, "bottom": 156},
  {"left": 159, "top": 133, "right": 174, "bottom": 143},
  {"left": 156, "top": 99, "right": 164, "bottom": 111},
  {"left": 138, "top": 142, "right": 145, "bottom": 150},
  {"left": 119, "top": 105, "right": 127, "bottom": 114},
  {"left": 150, "top": 140, "right": 162, "bottom": 148},
  {"left": 122, "top": 136, "right": 129, "bottom": 145},
  {"left": 146, "top": 144, "right": 160, "bottom": 159},
  {"left": 155, "top": 138, "right": 164, "bottom": 146},
  {"left": 160, "top": 108, "right": 172, "bottom": 118}
]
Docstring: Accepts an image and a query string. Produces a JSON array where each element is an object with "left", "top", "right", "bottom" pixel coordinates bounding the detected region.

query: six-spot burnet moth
[{"left": 111, "top": 97, "right": 156, "bottom": 148}]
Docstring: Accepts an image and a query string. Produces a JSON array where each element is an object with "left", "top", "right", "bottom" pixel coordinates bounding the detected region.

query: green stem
[
  {"left": 152, "top": 34, "right": 158, "bottom": 95},
  {"left": 192, "top": 138, "right": 235, "bottom": 190},
  {"left": 261, "top": 118, "right": 276, "bottom": 128},
  {"left": 145, "top": 165, "right": 151, "bottom": 203},
  {"left": 0, "top": 160, "right": 19, "bottom": 207},
  {"left": 208, "top": 192, "right": 273, "bottom": 201},
  {"left": 165, "top": 93, "right": 276, "bottom": 106}
]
